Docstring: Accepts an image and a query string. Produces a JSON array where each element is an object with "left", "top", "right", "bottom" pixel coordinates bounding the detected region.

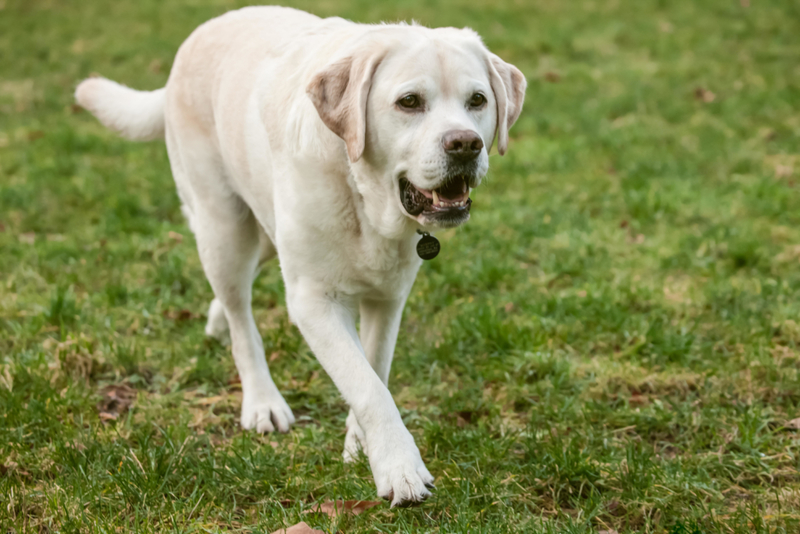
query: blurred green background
[{"left": 1, "top": 0, "right": 800, "bottom": 532}]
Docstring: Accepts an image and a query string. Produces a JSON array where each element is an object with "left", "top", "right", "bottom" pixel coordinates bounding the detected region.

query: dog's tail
[{"left": 75, "top": 77, "right": 165, "bottom": 141}]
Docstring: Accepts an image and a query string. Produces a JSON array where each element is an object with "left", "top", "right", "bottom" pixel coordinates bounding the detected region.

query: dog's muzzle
[{"left": 400, "top": 175, "right": 472, "bottom": 227}]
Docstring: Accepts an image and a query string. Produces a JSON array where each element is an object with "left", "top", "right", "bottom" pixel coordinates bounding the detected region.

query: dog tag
[{"left": 416, "top": 231, "right": 440, "bottom": 260}]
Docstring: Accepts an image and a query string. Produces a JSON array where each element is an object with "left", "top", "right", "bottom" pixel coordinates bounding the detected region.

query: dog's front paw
[
  {"left": 343, "top": 409, "right": 368, "bottom": 462},
  {"left": 240, "top": 391, "right": 295, "bottom": 433},
  {"left": 369, "top": 429, "right": 434, "bottom": 507}
]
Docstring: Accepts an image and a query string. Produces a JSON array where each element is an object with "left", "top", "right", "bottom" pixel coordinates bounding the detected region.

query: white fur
[
  {"left": 75, "top": 78, "right": 165, "bottom": 141},
  {"left": 75, "top": 6, "right": 525, "bottom": 506}
]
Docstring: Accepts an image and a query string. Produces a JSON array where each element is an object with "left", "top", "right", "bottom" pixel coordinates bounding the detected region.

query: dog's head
[{"left": 307, "top": 25, "right": 526, "bottom": 232}]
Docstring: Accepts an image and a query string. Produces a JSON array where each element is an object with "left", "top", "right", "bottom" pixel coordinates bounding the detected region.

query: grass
[{"left": 1, "top": 0, "right": 800, "bottom": 532}]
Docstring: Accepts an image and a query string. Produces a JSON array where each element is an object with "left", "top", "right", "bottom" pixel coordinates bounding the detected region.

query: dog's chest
[{"left": 332, "top": 235, "right": 421, "bottom": 299}]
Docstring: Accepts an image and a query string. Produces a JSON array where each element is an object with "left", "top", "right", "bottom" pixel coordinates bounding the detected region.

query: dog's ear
[
  {"left": 307, "top": 49, "right": 384, "bottom": 162},
  {"left": 487, "top": 54, "right": 526, "bottom": 155}
]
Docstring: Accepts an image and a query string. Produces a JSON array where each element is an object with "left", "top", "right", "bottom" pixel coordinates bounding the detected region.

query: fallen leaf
[
  {"left": 544, "top": 71, "right": 560, "bottom": 82},
  {"left": 305, "top": 500, "right": 381, "bottom": 518},
  {"left": 97, "top": 383, "right": 136, "bottom": 422},
  {"left": 162, "top": 308, "right": 196, "bottom": 321},
  {"left": 785, "top": 417, "right": 800, "bottom": 430},
  {"left": 270, "top": 522, "right": 324, "bottom": 534},
  {"left": 694, "top": 87, "right": 716, "bottom": 103},
  {"left": 149, "top": 58, "right": 164, "bottom": 74},
  {"left": 599, "top": 530, "right": 619, "bottom": 534},
  {"left": 168, "top": 230, "right": 183, "bottom": 242}
]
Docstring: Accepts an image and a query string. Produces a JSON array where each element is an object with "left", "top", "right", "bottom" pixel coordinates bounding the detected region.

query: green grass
[{"left": 2, "top": 0, "right": 800, "bottom": 532}]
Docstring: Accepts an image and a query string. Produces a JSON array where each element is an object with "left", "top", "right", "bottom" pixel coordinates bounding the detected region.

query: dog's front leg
[
  {"left": 343, "top": 297, "right": 406, "bottom": 463},
  {"left": 286, "top": 280, "right": 433, "bottom": 506}
]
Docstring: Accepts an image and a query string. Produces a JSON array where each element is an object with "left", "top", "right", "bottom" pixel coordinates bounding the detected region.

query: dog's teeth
[
  {"left": 462, "top": 182, "right": 467, "bottom": 193},
  {"left": 432, "top": 190, "right": 439, "bottom": 206}
]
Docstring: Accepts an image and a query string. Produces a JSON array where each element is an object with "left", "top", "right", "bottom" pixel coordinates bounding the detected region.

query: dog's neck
[{"left": 343, "top": 164, "right": 421, "bottom": 272}]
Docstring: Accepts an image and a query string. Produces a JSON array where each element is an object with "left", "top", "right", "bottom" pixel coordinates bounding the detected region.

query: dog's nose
[{"left": 442, "top": 129, "right": 483, "bottom": 159}]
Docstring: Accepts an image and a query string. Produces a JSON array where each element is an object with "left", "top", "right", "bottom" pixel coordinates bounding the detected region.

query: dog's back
[{"left": 75, "top": 6, "right": 337, "bottom": 145}]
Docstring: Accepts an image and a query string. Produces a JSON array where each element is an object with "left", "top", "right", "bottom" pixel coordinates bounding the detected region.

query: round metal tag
[{"left": 416, "top": 233, "right": 440, "bottom": 260}]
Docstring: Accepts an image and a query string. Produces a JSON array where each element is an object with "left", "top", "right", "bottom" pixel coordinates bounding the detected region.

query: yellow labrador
[{"left": 76, "top": 6, "right": 525, "bottom": 505}]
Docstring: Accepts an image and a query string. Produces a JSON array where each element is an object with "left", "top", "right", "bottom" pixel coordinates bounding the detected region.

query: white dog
[{"left": 76, "top": 6, "right": 525, "bottom": 505}]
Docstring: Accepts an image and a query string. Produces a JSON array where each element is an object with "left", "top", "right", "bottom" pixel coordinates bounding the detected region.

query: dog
[{"left": 75, "top": 6, "right": 525, "bottom": 505}]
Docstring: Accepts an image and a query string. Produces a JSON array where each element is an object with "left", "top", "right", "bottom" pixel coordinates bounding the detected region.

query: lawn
[{"left": 2, "top": 0, "right": 800, "bottom": 532}]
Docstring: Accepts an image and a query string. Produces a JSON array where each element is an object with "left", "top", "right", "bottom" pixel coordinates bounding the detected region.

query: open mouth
[{"left": 400, "top": 176, "right": 472, "bottom": 217}]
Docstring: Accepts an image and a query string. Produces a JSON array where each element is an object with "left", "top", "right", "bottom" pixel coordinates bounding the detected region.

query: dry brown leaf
[
  {"left": 149, "top": 59, "right": 164, "bottom": 74},
  {"left": 305, "top": 500, "right": 381, "bottom": 517},
  {"left": 162, "top": 308, "right": 196, "bottom": 321},
  {"left": 270, "top": 522, "right": 324, "bottom": 534},
  {"left": 544, "top": 71, "right": 560, "bottom": 82},
  {"left": 97, "top": 383, "right": 136, "bottom": 422},
  {"left": 785, "top": 417, "right": 800, "bottom": 430},
  {"left": 694, "top": 87, "right": 716, "bottom": 103}
]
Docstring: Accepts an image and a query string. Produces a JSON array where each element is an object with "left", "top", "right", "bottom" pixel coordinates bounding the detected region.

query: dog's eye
[
  {"left": 397, "top": 94, "right": 421, "bottom": 109},
  {"left": 469, "top": 93, "right": 486, "bottom": 108}
]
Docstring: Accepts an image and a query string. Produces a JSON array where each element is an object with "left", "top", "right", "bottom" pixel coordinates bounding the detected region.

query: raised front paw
[
  {"left": 368, "top": 429, "right": 435, "bottom": 507},
  {"left": 240, "top": 391, "right": 295, "bottom": 433}
]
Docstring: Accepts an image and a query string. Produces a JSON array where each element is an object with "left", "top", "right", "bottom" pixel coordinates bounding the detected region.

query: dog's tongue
[{"left": 438, "top": 177, "right": 467, "bottom": 201}]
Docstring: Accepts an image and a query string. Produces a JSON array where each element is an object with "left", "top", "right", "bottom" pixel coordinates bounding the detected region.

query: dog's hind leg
[
  {"left": 204, "top": 298, "right": 230, "bottom": 342},
  {"left": 164, "top": 96, "right": 290, "bottom": 433},
  {"left": 194, "top": 202, "right": 292, "bottom": 433},
  {"left": 204, "top": 229, "right": 276, "bottom": 344}
]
